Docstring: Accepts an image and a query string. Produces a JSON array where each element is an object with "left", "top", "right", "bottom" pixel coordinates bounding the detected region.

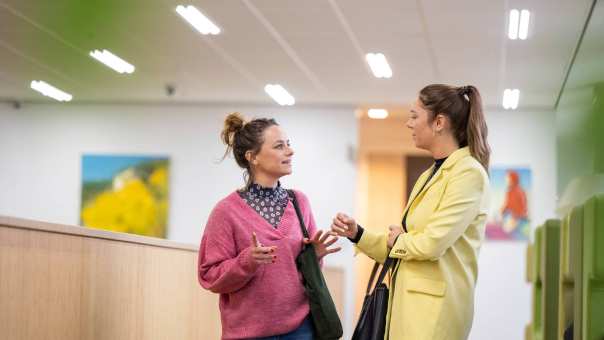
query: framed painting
[
  {"left": 80, "top": 154, "right": 169, "bottom": 238},
  {"left": 485, "top": 167, "right": 531, "bottom": 241}
]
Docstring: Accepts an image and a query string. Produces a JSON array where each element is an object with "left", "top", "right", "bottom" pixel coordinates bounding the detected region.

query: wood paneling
[{"left": 0, "top": 217, "right": 344, "bottom": 340}]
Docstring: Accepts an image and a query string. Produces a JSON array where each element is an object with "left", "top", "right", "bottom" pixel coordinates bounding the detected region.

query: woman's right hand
[
  {"left": 251, "top": 232, "right": 277, "bottom": 265},
  {"left": 331, "top": 213, "right": 358, "bottom": 239}
]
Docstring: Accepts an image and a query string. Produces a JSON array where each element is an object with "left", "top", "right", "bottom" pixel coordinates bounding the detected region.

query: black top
[
  {"left": 433, "top": 157, "right": 447, "bottom": 170},
  {"left": 349, "top": 157, "right": 448, "bottom": 243},
  {"left": 238, "top": 182, "right": 289, "bottom": 228}
]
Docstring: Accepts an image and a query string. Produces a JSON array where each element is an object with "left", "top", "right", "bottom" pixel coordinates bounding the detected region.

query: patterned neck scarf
[{"left": 239, "top": 182, "right": 289, "bottom": 228}]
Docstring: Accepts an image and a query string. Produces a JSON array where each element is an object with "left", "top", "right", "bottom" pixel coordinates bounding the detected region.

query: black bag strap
[
  {"left": 366, "top": 258, "right": 394, "bottom": 295},
  {"left": 287, "top": 190, "right": 310, "bottom": 239},
  {"left": 365, "top": 262, "right": 381, "bottom": 295}
]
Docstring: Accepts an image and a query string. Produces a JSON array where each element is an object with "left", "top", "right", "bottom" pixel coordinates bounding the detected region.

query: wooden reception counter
[{"left": 0, "top": 216, "right": 344, "bottom": 340}]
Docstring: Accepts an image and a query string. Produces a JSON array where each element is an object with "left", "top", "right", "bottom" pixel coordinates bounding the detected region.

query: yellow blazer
[{"left": 356, "top": 147, "right": 489, "bottom": 340}]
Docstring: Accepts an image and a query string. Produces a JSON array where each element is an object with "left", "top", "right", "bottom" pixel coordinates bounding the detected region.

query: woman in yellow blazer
[{"left": 332, "top": 84, "right": 490, "bottom": 340}]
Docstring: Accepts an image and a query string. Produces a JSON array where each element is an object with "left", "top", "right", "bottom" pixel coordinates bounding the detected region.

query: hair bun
[{"left": 221, "top": 112, "right": 247, "bottom": 147}]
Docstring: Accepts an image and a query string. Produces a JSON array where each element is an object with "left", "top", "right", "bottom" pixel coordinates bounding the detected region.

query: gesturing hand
[
  {"left": 387, "top": 225, "right": 403, "bottom": 248},
  {"left": 250, "top": 232, "right": 277, "bottom": 265},
  {"left": 303, "top": 230, "right": 341, "bottom": 260},
  {"left": 330, "top": 213, "right": 359, "bottom": 239}
]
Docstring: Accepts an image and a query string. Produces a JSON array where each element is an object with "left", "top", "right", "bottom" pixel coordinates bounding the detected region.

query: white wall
[
  {"left": 0, "top": 102, "right": 358, "bottom": 337},
  {"left": 470, "top": 109, "right": 557, "bottom": 340}
]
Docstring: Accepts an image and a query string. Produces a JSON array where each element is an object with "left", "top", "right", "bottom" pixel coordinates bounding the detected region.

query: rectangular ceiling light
[
  {"left": 508, "top": 9, "right": 520, "bottom": 39},
  {"left": 264, "top": 84, "right": 295, "bottom": 106},
  {"left": 368, "top": 108, "right": 388, "bottom": 119},
  {"left": 502, "top": 89, "right": 520, "bottom": 109},
  {"left": 30, "top": 80, "right": 72, "bottom": 102},
  {"left": 90, "top": 49, "right": 135, "bottom": 74},
  {"left": 365, "top": 53, "right": 392, "bottom": 78},
  {"left": 518, "top": 10, "right": 531, "bottom": 40},
  {"left": 176, "top": 5, "right": 221, "bottom": 35},
  {"left": 508, "top": 9, "right": 530, "bottom": 40}
]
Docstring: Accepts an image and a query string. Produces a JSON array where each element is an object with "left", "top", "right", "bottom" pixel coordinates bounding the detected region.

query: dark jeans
[{"left": 253, "top": 316, "right": 314, "bottom": 340}]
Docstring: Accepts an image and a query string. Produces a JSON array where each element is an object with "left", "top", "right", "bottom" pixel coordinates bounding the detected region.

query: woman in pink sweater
[{"left": 198, "top": 112, "right": 341, "bottom": 340}]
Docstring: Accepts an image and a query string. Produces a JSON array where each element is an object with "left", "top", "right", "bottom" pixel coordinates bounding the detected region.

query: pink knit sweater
[{"left": 197, "top": 190, "right": 318, "bottom": 340}]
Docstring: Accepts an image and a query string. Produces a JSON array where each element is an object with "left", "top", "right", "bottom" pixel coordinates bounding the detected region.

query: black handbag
[
  {"left": 288, "top": 190, "right": 343, "bottom": 340},
  {"left": 351, "top": 258, "right": 394, "bottom": 340}
]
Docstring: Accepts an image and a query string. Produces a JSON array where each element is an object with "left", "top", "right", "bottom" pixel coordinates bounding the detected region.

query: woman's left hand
[
  {"left": 387, "top": 225, "right": 404, "bottom": 248},
  {"left": 304, "top": 230, "right": 342, "bottom": 260}
]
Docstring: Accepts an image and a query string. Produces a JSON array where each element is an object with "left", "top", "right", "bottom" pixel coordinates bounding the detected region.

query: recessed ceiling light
[
  {"left": 264, "top": 84, "right": 295, "bottom": 106},
  {"left": 30, "top": 80, "right": 72, "bottom": 102},
  {"left": 518, "top": 10, "right": 531, "bottom": 40},
  {"left": 90, "top": 49, "right": 135, "bottom": 74},
  {"left": 176, "top": 5, "right": 221, "bottom": 35},
  {"left": 365, "top": 53, "right": 392, "bottom": 78},
  {"left": 502, "top": 89, "right": 520, "bottom": 110},
  {"left": 368, "top": 109, "right": 388, "bottom": 119},
  {"left": 508, "top": 9, "right": 530, "bottom": 40}
]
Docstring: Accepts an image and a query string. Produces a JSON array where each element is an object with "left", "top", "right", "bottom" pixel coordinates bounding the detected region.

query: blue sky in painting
[{"left": 82, "top": 155, "right": 166, "bottom": 182}]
